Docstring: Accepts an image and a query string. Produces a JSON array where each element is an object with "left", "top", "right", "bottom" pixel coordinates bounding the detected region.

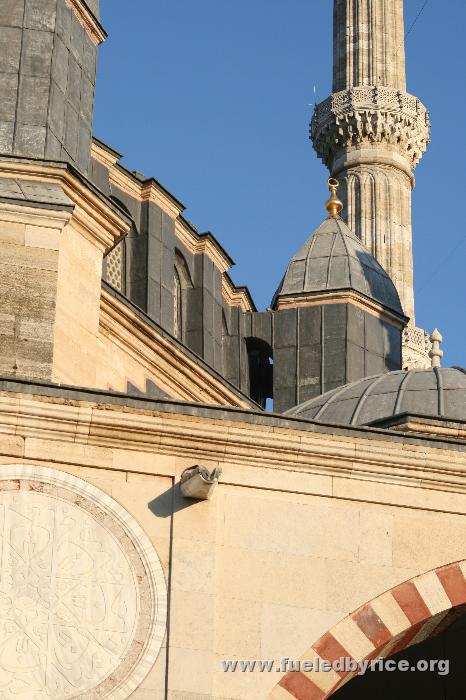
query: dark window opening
[{"left": 246, "top": 338, "right": 273, "bottom": 410}]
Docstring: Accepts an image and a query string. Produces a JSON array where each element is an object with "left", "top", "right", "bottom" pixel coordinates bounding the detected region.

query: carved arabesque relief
[{"left": 0, "top": 465, "right": 167, "bottom": 700}]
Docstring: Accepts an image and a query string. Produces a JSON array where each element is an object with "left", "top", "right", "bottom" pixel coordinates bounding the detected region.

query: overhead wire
[{"left": 405, "top": 0, "right": 429, "bottom": 39}]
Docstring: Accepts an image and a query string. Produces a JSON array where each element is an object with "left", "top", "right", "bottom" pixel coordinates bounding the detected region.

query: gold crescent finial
[{"left": 325, "top": 178, "right": 343, "bottom": 218}]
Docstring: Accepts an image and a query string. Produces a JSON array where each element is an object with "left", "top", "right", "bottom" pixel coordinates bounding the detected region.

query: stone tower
[
  {"left": 312, "top": 0, "right": 431, "bottom": 367},
  {"left": 0, "top": 0, "right": 105, "bottom": 175}
]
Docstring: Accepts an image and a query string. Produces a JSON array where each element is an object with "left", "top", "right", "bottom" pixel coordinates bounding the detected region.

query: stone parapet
[{"left": 312, "top": 86, "right": 430, "bottom": 170}]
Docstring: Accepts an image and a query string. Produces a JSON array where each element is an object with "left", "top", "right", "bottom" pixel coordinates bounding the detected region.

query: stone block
[
  {"left": 21, "top": 28, "right": 54, "bottom": 76},
  {"left": 323, "top": 303, "right": 346, "bottom": 340},
  {"left": 67, "top": 53, "right": 81, "bottom": 110},
  {"left": 0, "top": 220, "right": 25, "bottom": 245},
  {"left": 48, "top": 80, "right": 65, "bottom": 139},
  {"left": 346, "top": 341, "right": 364, "bottom": 382},
  {"left": 0, "top": 26, "right": 22, "bottom": 73},
  {"left": 160, "top": 284, "right": 174, "bottom": 332},
  {"left": 51, "top": 34, "right": 69, "bottom": 93},
  {"left": 251, "top": 310, "right": 273, "bottom": 346},
  {"left": 76, "top": 119, "right": 91, "bottom": 172},
  {"left": 214, "top": 597, "right": 261, "bottom": 657},
  {"left": 0, "top": 73, "right": 18, "bottom": 123},
  {"left": 347, "top": 303, "right": 365, "bottom": 346},
  {"left": 161, "top": 244, "right": 175, "bottom": 289},
  {"left": 14, "top": 123, "right": 46, "bottom": 157},
  {"left": 1, "top": 0, "right": 26, "bottom": 27},
  {"left": 274, "top": 308, "right": 297, "bottom": 348},
  {"left": 274, "top": 386, "right": 297, "bottom": 413},
  {"left": 274, "top": 346, "right": 297, "bottom": 388},
  {"left": 365, "top": 312, "right": 384, "bottom": 354},
  {"left": 365, "top": 350, "right": 386, "bottom": 376},
  {"left": 69, "top": 12, "right": 84, "bottom": 63},
  {"left": 63, "top": 101, "right": 78, "bottom": 158},
  {"left": 169, "top": 590, "right": 214, "bottom": 652},
  {"left": 298, "top": 305, "right": 321, "bottom": 346},
  {"left": 17, "top": 75, "right": 50, "bottom": 126},
  {"left": 80, "top": 72, "right": 94, "bottom": 123},
  {"left": 24, "top": 0, "right": 57, "bottom": 31},
  {"left": 55, "top": 0, "right": 71, "bottom": 43},
  {"left": 168, "top": 648, "right": 214, "bottom": 695},
  {"left": 82, "top": 32, "right": 97, "bottom": 82},
  {"left": 25, "top": 224, "right": 60, "bottom": 250},
  {"left": 261, "top": 603, "right": 342, "bottom": 663},
  {"left": 323, "top": 340, "right": 346, "bottom": 385},
  {"left": 0, "top": 121, "right": 14, "bottom": 151}
]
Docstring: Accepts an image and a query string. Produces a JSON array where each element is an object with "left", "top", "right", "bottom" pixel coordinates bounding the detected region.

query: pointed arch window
[
  {"left": 174, "top": 266, "right": 182, "bottom": 340},
  {"left": 173, "top": 250, "right": 193, "bottom": 342}
]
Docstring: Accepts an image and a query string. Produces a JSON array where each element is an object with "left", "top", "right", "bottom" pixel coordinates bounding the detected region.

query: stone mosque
[{"left": 0, "top": 0, "right": 466, "bottom": 698}]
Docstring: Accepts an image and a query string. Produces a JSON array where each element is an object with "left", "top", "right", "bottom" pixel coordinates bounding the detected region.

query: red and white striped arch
[{"left": 268, "top": 561, "right": 466, "bottom": 700}]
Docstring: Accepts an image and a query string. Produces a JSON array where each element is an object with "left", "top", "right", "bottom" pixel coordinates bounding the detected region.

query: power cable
[{"left": 405, "top": 0, "right": 429, "bottom": 39}]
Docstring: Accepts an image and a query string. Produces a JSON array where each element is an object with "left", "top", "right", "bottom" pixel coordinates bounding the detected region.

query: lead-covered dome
[
  {"left": 287, "top": 367, "right": 466, "bottom": 426},
  {"left": 273, "top": 217, "right": 404, "bottom": 317}
]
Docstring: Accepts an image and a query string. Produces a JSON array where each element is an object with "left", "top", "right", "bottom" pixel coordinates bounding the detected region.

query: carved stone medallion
[{"left": 0, "top": 465, "right": 167, "bottom": 699}]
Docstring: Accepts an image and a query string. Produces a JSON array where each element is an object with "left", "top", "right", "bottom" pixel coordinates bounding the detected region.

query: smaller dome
[
  {"left": 273, "top": 217, "right": 404, "bottom": 316},
  {"left": 287, "top": 367, "right": 466, "bottom": 426}
]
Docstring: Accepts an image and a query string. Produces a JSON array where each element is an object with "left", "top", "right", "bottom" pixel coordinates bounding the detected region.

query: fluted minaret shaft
[
  {"left": 312, "top": 0, "right": 430, "bottom": 324},
  {"left": 333, "top": 0, "right": 406, "bottom": 92}
]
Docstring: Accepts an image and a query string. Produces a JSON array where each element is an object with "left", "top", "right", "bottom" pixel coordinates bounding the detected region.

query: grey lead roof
[
  {"left": 287, "top": 367, "right": 466, "bottom": 426},
  {"left": 273, "top": 217, "right": 404, "bottom": 316}
]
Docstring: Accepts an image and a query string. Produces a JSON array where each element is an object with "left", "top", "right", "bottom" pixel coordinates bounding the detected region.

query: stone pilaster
[{"left": 312, "top": 0, "right": 431, "bottom": 338}]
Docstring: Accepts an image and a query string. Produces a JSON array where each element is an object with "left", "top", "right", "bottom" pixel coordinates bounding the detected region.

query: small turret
[{"left": 269, "top": 180, "right": 408, "bottom": 412}]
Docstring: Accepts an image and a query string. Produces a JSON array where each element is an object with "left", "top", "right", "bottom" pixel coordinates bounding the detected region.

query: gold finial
[{"left": 325, "top": 177, "right": 343, "bottom": 218}]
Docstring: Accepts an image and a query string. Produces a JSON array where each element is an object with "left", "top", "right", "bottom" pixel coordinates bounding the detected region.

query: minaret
[{"left": 312, "top": 0, "right": 430, "bottom": 334}]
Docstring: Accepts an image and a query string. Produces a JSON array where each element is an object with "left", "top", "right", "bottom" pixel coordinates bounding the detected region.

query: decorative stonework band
[
  {"left": 311, "top": 86, "right": 430, "bottom": 169},
  {"left": 268, "top": 561, "right": 466, "bottom": 700},
  {"left": 402, "top": 325, "right": 432, "bottom": 370},
  {"left": 0, "top": 464, "right": 167, "bottom": 699}
]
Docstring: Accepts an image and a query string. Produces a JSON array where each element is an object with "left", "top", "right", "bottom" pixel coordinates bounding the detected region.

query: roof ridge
[
  {"left": 394, "top": 368, "right": 419, "bottom": 415},
  {"left": 336, "top": 218, "right": 354, "bottom": 290},
  {"left": 350, "top": 373, "right": 388, "bottom": 426},
  {"left": 433, "top": 366, "right": 445, "bottom": 417}
]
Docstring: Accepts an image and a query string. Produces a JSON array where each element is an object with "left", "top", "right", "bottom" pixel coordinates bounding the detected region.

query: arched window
[
  {"left": 246, "top": 338, "right": 273, "bottom": 410},
  {"left": 173, "top": 250, "right": 193, "bottom": 341},
  {"left": 174, "top": 266, "right": 182, "bottom": 340}
]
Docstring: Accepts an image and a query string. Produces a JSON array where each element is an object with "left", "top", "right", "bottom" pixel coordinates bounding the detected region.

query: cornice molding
[
  {"left": 90, "top": 139, "right": 120, "bottom": 169},
  {"left": 0, "top": 159, "right": 130, "bottom": 253},
  {"left": 100, "top": 289, "right": 253, "bottom": 409},
  {"left": 65, "top": 0, "right": 107, "bottom": 46},
  {"left": 275, "top": 289, "right": 407, "bottom": 328},
  {"left": 90, "top": 141, "right": 184, "bottom": 220},
  {"left": 1, "top": 390, "right": 466, "bottom": 512},
  {"left": 174, "top": 218, "right": 233, "bottom": 274},
  {"left": 222, "top": 274, "right": 256, "bottom": 313}
]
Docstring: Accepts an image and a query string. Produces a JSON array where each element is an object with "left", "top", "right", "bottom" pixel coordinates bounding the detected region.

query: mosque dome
[
  {"left": 286, "top": 367, "right": 466, "bottom": 426},
  {"left": 273, "top": 215, "right": 404, "bottom": 317}
]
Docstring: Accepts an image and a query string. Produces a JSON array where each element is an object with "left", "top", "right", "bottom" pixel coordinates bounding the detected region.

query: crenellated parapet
[{"left": 312, "top": 87, "right": 430, "bottom": 171}]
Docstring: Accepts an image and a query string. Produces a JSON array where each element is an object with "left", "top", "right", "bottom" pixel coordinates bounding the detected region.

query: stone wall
[
  {"left": 0, "top": 194, "right": 71, "bottom": 380},
  {"left": 0, "top": 384, "right": 465, "bottom": 698}
]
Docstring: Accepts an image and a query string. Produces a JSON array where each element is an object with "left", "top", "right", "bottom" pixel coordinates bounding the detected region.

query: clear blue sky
[{"left": 95, "top": 0, "right": 466, "bottom": 367}]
